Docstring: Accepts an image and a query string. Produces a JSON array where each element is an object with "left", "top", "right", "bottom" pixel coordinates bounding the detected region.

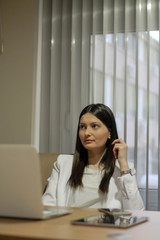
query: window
[{"left": 90, "top": 31, "right": 159, "bottom": 210}]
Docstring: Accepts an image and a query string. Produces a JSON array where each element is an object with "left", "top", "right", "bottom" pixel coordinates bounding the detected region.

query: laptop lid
[
  {"left": 0, "top": 144, "right": 46, "bottom": 219},
  {"left": 0, "top": 144, "right": 73, "bottom": 220}
]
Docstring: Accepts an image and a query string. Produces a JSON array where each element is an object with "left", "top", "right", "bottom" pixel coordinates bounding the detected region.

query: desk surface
[{"left": 0, "top": 207, "right": 159, "bottom": 240}]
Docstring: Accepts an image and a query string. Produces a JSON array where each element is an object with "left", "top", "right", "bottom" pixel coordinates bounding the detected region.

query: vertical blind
[{"left": 39, "top": 0, "right": 160, "bottom": 210}]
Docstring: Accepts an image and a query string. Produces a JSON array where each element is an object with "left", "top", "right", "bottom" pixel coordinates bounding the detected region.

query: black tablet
[{"left": 71, "top": 214, "right": 148, "bottom": 228}]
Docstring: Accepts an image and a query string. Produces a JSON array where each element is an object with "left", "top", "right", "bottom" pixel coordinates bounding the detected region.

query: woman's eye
[
  {"left": 80, "top": 125, "right": 85, "bottom": 129},
  {"left": 92, "top": 124, "right": 98, "bottom": 129}
]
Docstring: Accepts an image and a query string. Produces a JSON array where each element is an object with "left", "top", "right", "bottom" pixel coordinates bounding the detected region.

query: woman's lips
[{"left": 84, "top": 139, "right": 94, "bottom": 144}]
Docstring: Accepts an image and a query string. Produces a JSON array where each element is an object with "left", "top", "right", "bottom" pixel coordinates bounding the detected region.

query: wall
[{"left": 0, "top": 0, "right": 39, "bottom": 144}]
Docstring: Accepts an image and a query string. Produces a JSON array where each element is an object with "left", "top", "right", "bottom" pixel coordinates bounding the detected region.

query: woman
[{"left": 42, "top": 103, "right": 144, "bottom": 210}]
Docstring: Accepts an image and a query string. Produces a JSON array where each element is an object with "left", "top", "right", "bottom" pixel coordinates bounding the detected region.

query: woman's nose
[{"left": 84, "top": 127, "right": 91, "bottom": 136}]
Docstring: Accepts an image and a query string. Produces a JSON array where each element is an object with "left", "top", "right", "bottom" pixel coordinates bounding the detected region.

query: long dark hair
[{"left": 68, "top": 103, "right": 119, "bottom": 193}]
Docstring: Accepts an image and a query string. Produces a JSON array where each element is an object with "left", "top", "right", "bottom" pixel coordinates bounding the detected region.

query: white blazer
[{"left": 42, "top": 154, "right": 144, "bottom": 210}]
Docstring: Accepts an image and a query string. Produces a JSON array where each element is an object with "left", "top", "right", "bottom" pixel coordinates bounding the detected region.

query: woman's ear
[{"left": 108, "top": 131, "right": 111, "bottom": 139}]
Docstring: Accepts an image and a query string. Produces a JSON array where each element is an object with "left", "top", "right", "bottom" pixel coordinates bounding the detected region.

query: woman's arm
[
  {"left": 112, "top": 138, "right": 130, "bottom": 172},
  {"left": 42, "top": 158, "right": 60, "bottom": 206},
  {"left": 117, "top": 163, "right": 144, "bottom": 210},
  {"left": 112, "top": 139, "right": 144, "bottom": 210},
  {"left": 42, "top": 154, "right": 73, "bottom": 206}
]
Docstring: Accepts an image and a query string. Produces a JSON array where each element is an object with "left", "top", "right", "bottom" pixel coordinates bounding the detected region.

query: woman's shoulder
[
  {"left": 57, "top": 154, "right": 74, "bottom": 160},
  {"left": 56, "top": 154, "right": 74, "bottom": 167}
]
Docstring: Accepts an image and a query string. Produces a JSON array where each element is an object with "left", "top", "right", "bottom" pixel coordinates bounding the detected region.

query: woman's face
[{"left": 79, "top": 113, "right": 110, "bottom": 153}]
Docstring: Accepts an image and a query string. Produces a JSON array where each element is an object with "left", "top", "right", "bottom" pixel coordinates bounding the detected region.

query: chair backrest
[{"left": 39, "top": 153, "right": 59, "bottom": 192}]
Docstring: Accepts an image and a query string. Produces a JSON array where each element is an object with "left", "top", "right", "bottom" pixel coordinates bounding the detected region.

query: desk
[{"left": 0, "top": 208, "right": 159, "bottom": 240}]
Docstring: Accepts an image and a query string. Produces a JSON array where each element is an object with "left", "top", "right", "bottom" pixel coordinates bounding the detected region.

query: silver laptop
[{"left": 0, "top": 144, "right": 72, "bottom": 220}]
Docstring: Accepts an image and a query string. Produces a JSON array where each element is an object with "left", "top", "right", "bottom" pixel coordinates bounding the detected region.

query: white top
[
  {"left": 42, "top": 154, "right": 144, "bottom": 210},
  {"left": 68, "top": 167, "right": 105, "bottom": 207}
]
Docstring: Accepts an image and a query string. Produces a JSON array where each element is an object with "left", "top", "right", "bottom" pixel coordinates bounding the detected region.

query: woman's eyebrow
[{"left": 80, "top": 121, "right": 99, "bottom": 124}]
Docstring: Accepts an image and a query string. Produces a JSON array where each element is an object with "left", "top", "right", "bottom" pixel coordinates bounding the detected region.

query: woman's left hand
[{"left": 112, "top": 138, "right": 129, "bottom": 171}]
